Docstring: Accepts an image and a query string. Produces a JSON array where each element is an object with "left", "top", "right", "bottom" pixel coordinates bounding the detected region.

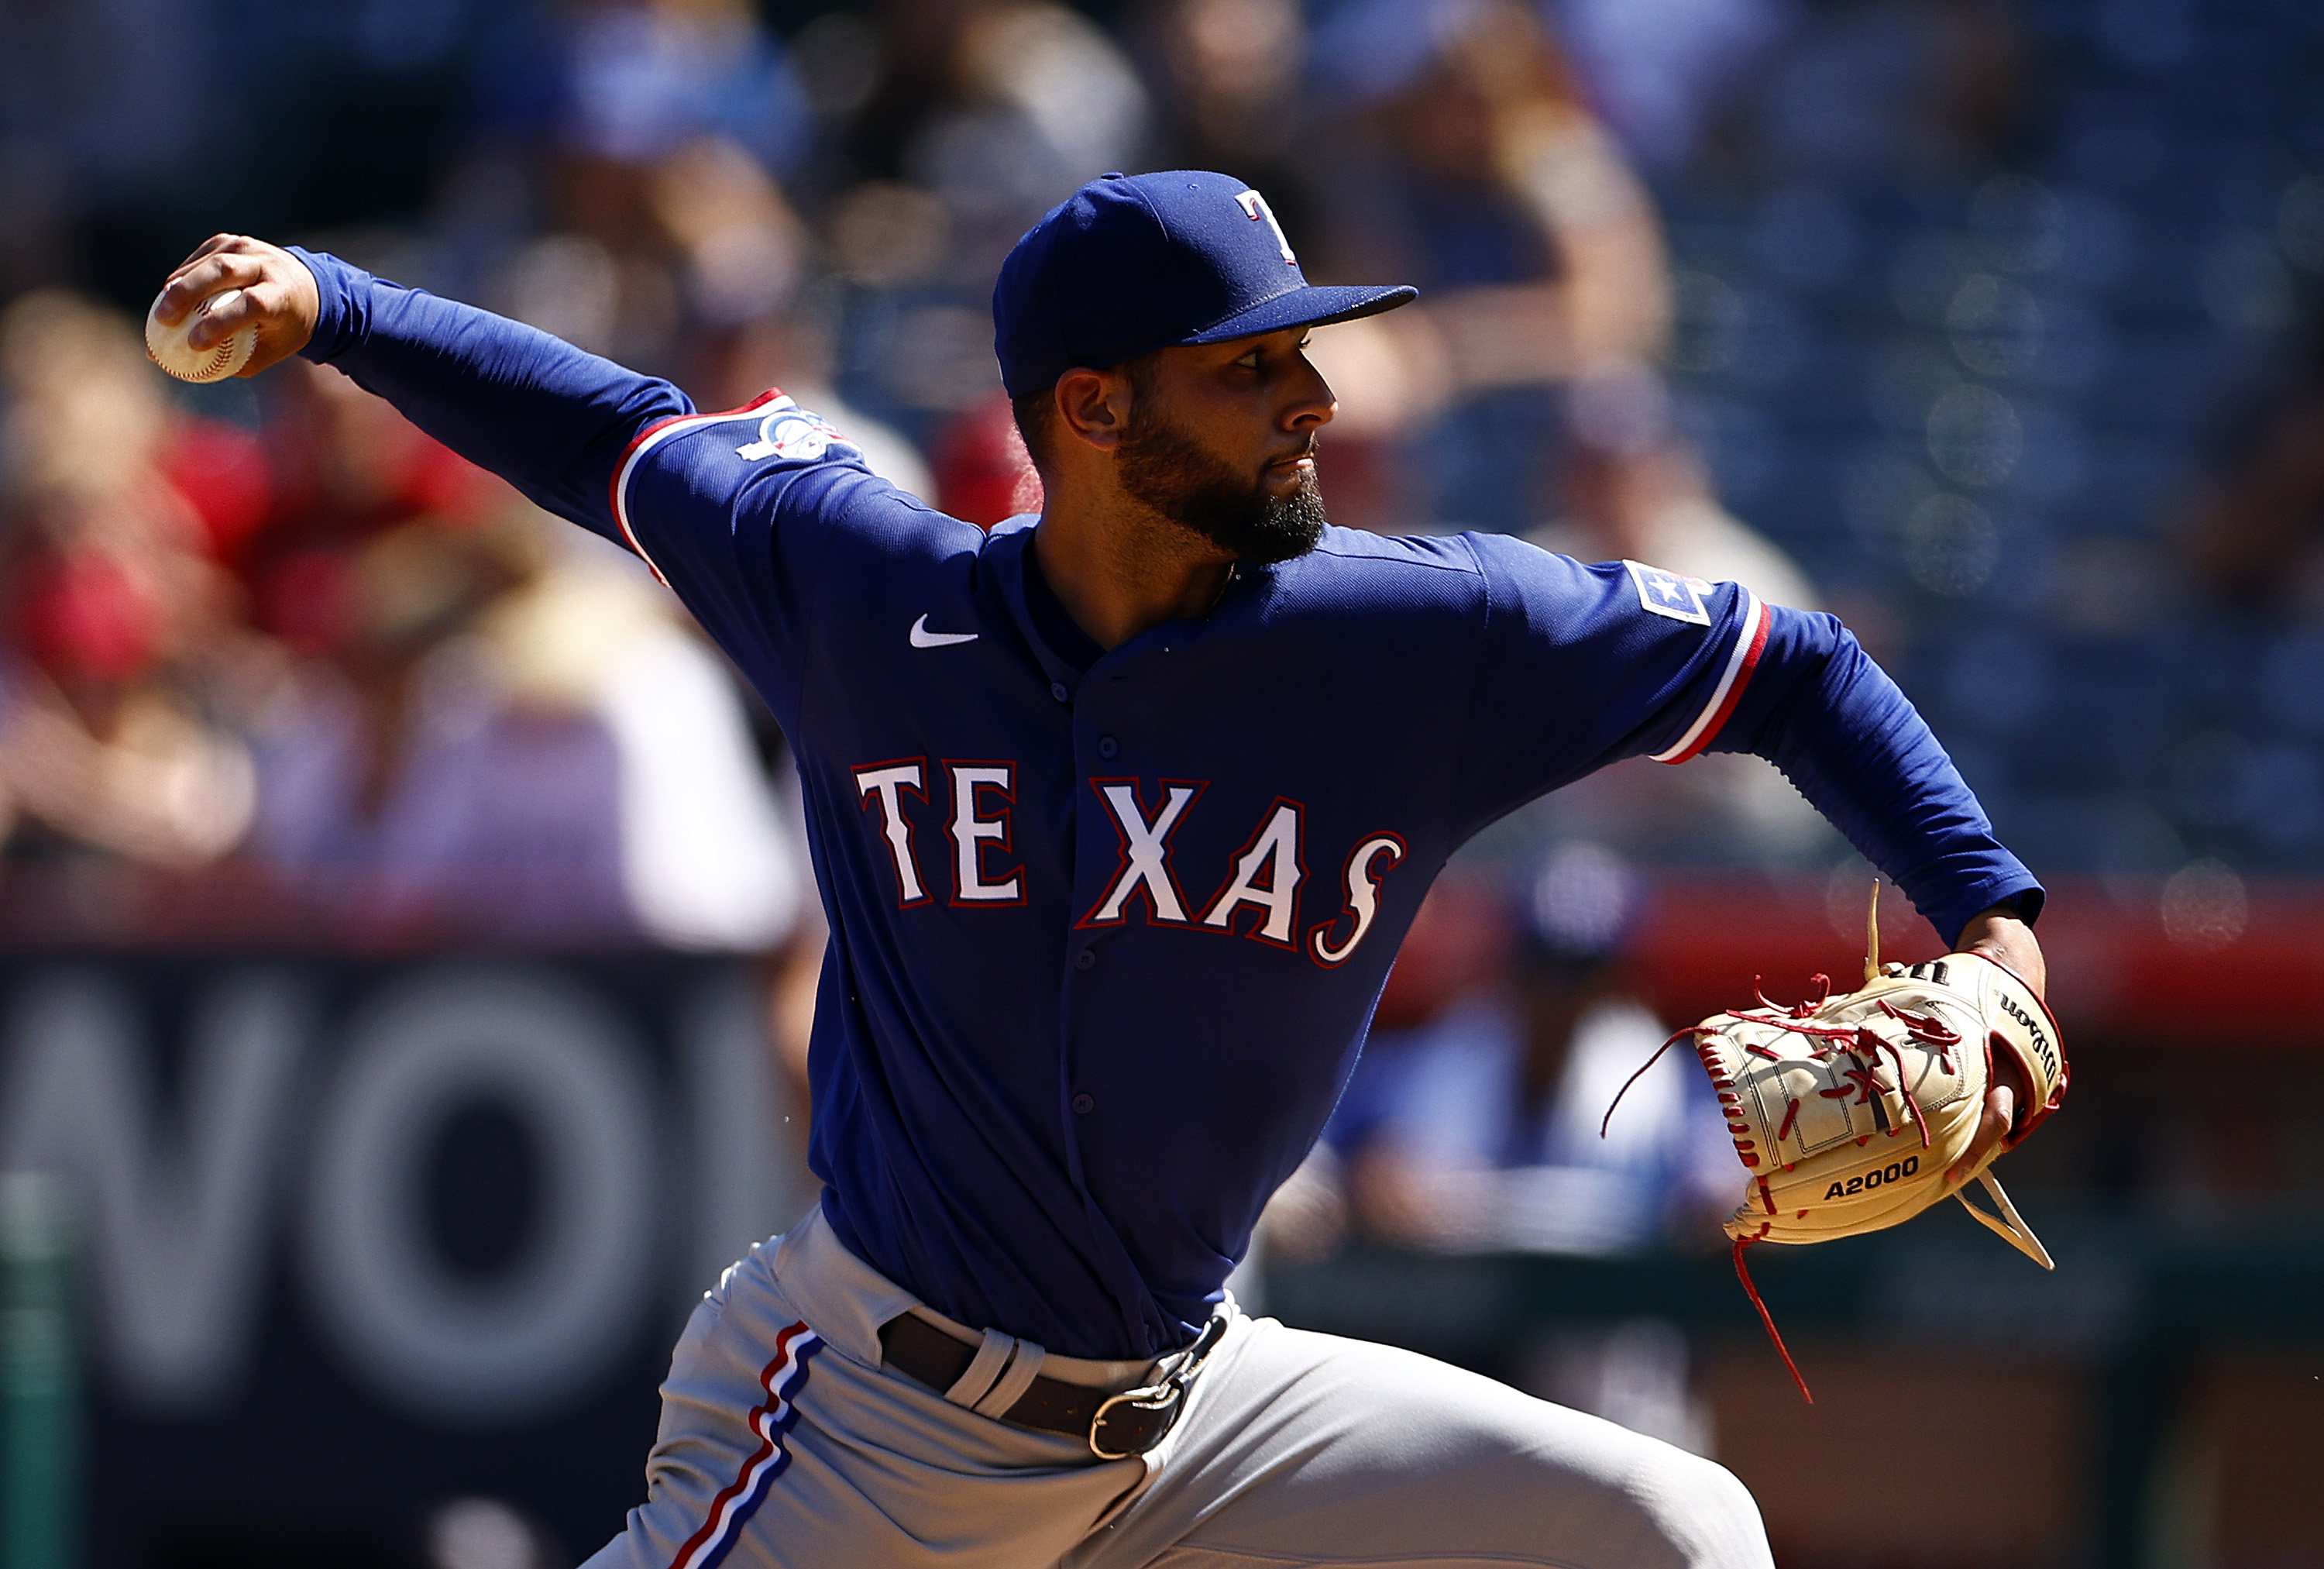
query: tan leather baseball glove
[
  {"left": 1611, "top": 914, "right": 2067, "bottom": 1401},
  {"left": 1694, "top": 951, "right": 2066, "bottom": 1260}
]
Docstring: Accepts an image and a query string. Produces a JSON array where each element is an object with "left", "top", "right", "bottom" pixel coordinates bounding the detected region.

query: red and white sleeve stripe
[{"left": 1649, "top": 588, "right": 1769, "bottom": 765}]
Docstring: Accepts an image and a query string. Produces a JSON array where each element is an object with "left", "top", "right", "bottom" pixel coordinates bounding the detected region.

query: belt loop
[
  {"left": 970, "top": 1336, "right": 1046, "bottom": 1418},
  {"left": 944, "top": 1328, "right": 1017, "bottom": 1409}
]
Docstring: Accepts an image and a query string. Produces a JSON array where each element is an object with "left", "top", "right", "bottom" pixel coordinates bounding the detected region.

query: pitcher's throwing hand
[{"left": 148, "top": 236, "right": 318, "bottom": 379}]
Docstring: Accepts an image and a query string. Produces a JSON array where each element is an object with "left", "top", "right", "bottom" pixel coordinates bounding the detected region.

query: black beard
[{"left": 1114, "top": 409, "right": 1327, "bottom": 566}]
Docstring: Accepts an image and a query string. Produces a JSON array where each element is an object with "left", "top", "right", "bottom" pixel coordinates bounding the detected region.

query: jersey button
[
  {"left": 1071, "top": 1093, "right": 1095, "bottom": 1115},
  {"left": 1074, "top": 948, "right": 1097, "bottom": 972},
  {"left": 1050, "top": 682, "right": 1070, "bottom": 704},
  {"left": 1098, "top": 736, "right": 1119, "bottom": 759}
]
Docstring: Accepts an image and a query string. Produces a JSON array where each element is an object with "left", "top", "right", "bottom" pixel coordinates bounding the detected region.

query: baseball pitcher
[{"left": 150, "top": 171, "right": 2056, "bottom": 1569}]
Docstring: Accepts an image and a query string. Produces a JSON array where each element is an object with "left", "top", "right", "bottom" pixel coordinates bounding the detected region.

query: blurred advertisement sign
[{"left": 0, "top": 954, "right": 811, "bottom": 1567}]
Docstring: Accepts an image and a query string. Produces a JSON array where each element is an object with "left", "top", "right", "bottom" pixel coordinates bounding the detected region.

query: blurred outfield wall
[{"left": 0, "top": 952, "right": 812, "bottom": 1566}]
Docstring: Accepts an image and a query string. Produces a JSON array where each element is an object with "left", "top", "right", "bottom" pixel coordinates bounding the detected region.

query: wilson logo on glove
[{"left": 1604, "top": 887, "right": 2068, "bottom": 1404}]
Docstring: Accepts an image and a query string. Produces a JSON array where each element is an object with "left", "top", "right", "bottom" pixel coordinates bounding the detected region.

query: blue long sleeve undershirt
[
  {"left": 1708, "top": 608, "right": 2041, "bottom": 944},
  {"left": 290, "top": 248, "right": 2042, "bottom": 945}
]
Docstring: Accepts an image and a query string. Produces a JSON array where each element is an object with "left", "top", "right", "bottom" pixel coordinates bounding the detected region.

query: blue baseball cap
[{"left": 992, "top": 170, "right": 1418, "bottom": 397}]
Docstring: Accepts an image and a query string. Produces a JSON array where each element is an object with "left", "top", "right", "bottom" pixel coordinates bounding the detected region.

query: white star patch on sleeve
[{"left": 1624, "top": 559, "right": 1714, "bottom": 625}]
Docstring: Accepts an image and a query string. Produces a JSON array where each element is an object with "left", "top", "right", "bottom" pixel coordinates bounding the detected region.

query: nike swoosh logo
[{"left": 909, "top": 614, "right": 978, "bottom": 649}]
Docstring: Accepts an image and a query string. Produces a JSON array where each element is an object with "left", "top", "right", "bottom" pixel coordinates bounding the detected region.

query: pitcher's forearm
[
  {"left": 291, "top": 247, "right": 690, "bottom": 539},
  {"left": 1711, "top": 609, "right": 2042, "bottom": 947}
]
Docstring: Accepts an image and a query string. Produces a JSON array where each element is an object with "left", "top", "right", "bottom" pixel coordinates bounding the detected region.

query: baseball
[{"left": 144, "top": 287, "right": 257, "bottom": 383}]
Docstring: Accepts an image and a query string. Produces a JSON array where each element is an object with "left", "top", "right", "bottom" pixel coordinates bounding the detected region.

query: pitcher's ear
[{"left": 1056, "top": 366, "right": 1132, "bottom": 454}]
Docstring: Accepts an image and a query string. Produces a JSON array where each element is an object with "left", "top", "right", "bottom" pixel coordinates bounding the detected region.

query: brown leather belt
[{"left": 878, "top": 1311, "right": 1226, "bottom": 1459}]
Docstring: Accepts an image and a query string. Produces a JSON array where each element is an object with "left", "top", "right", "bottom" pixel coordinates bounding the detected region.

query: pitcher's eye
[{"left": 1234, "top": 349, "right": 1261, "bottom": 370}]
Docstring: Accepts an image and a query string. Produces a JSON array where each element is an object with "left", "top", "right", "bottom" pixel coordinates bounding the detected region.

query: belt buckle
[
  {"left": 1085, "top": 1312, "right": 1226, "bottom": 1461},
  {"left": 1087, "top": 1380, "right": 1181, "bottom": 1461}
]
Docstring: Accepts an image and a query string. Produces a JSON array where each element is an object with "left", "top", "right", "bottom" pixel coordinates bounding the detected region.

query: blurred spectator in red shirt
[
  {"left": 241, "top": 358, "right": 508, "bottom": 661},
  {"left": 238, "top": 363, "right": 806, "bottom": 948},
  {"left": 0, "top": 291, "right": 262, "bottom": 865}
]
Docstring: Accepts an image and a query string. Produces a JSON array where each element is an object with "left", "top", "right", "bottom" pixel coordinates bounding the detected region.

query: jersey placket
[{"left": 999, "top": 528, "right": 1229, "bottom": 1351}]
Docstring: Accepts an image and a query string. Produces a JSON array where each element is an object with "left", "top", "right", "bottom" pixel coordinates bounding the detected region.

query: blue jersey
[{"left": 293, "top": 249, "right": 2042, "bottom": 1359}]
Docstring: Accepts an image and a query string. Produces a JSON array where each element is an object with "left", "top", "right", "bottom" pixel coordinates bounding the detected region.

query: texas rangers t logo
[{"left": 1235, "top": 191, "right": 1298, "bottom": 265}]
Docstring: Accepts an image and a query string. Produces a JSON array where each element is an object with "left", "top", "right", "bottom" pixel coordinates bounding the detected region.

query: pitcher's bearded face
[{"left": 1115, "top": 394, "right": 1327, "bottom": 564}]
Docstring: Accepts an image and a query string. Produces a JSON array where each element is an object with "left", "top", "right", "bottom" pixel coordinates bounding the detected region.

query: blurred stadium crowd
[{"left": 5, "top": 0, "right": 2324, "bottom": 1244}]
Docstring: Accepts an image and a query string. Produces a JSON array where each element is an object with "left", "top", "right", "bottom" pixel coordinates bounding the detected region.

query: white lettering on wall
[
  {"left": 0, "top": 971, "right": 303, "bottom": 1414},
  {"left": 298, "top": 965, "right": 656, "bottom": 1427}
]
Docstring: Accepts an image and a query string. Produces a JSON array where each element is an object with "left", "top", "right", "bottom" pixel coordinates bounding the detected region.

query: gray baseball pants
[{"left": 581, "top": 1207, "right": 1773, "bottom": 1569}]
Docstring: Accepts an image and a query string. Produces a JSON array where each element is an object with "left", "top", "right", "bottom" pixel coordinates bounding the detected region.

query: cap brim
[{"left": 1181, "top": 282, "right": 1418, "bottom": 346}]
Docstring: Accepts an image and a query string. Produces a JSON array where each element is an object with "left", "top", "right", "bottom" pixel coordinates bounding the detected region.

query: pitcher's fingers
[
  {"left": 156, "top": 246, "right": 265, "bottom": 328},
  {"left": 1946, "top": 1083, "right": 2016, "bottom": 1187},
  {"left": 185, "top": 279, "right": 287, "bottom": 350},
  {"left": 168, "top": 232, "right": 248, "bottom": 274}
]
